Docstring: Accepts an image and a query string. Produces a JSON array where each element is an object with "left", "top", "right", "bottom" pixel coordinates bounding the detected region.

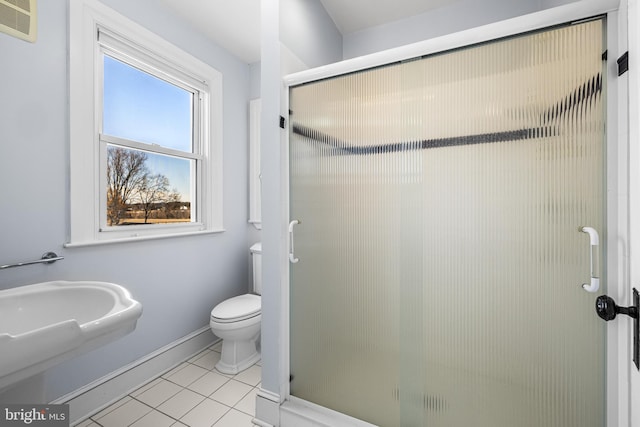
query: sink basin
[{"left": 0, "top": 281, "right": 142, "bottom": 391}]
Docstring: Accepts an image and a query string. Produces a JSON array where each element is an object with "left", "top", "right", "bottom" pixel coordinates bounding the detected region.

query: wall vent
[{"left": 0, "top": 0, "right": 36, "bottom": 42}]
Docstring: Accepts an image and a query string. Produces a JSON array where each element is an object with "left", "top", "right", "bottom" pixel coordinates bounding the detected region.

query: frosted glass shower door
[{"left": 289, "top": 18, "right": 606, "bottom": 427}]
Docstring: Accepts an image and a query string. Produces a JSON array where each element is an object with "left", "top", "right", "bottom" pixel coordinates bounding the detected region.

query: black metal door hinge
[
  {"left": 618, "top": 51, "right": 629, "bottom": 76},
  {"left": 279, "top": 116, "right": 286, "bottom": 129}
]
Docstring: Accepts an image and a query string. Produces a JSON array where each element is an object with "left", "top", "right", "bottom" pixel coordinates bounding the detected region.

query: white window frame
[{"left": 68, "top": 0, "right": 223, "bottom": 246}]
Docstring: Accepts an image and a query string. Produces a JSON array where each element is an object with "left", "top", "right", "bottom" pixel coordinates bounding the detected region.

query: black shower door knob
[
  {"left": 594, "top": 289, "right": 639, "bottom": 370},
  {"left": 595, "top": 294, "right": 638, "bottom": 321}
]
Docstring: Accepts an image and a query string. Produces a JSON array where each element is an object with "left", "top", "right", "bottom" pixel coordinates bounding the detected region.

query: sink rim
[
  {"left": 0, "top": 280, "right": 140, "bottom": 338},
  {"left": 0, "top": 280, "right": 142, "bottom": 391}
]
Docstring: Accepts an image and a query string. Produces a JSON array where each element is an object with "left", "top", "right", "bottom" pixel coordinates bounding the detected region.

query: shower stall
[{"left": 286, "top": 16, "right": 608, "bottom": 427}]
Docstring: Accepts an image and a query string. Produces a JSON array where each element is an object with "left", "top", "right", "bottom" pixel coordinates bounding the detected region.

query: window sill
[{"left": 64, "top": 228, "right": 225, "bottom": 248}]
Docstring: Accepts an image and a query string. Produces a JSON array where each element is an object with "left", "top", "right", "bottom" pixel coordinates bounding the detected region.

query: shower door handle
[
  {"left": 579, "top": 226, "right": 600, "bottom": 293},
  {"left": 595, "top": 289, "right": 639, "bottom": 370},
  {"left": 289, "top": 220, "right": 300, "bottom": 263}
]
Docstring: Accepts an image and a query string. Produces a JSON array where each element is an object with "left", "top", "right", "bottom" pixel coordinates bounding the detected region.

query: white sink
[{"left": 0, "top": 281, "right": 142, "bottom": 391}]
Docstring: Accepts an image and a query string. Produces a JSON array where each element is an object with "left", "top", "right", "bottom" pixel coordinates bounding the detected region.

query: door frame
[
  {"left": 278, "top": 1, "right": 630, "bottom": 425},
  {"left": 627, "top": 0, "right": 639, "bottom": 425}
]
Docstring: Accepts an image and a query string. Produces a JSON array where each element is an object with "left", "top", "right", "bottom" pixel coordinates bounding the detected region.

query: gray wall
[
  {"left": 343, "top": 0, "right": 581, "bottom": 59},
  {"left": 280, "top": 0, "right": 343, "bottom": 68},
  {"left": 249, "top": 61, "right": 262, "bottom": 100},
  {"left": 0, "top": 0, "right": 252, "bottom": 401}
]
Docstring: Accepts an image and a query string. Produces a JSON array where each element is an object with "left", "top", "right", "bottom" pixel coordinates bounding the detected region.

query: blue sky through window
[{"left": 103, "top": 55, "right": 193, "bottom": 202}]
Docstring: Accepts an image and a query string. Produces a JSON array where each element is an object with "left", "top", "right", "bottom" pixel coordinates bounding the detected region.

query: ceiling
[
  {"left": 157, "top": 0, "right": 262, "bottom": 63},
  {"left": 319, "top": 0, "right": 459, "bottom": 34},
  {"left": 158, "top": 0, "right": 461, "bottom": 64}
]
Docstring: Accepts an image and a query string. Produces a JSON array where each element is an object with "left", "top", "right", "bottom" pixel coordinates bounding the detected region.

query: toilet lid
[{"left": 211, "top": 294, "right": 261, "bottom": 323}]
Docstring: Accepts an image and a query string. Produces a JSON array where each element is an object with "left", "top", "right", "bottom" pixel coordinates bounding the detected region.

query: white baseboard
[
  {"left": 52, "top": 326, "right": 217, "bottom": 425},
  {"left": 252, "top": 418, "right": 276, "bottom": 427},
  {"left": 280, "top": 398, "right": 376, "bottom": 427},
  {"left": 254, "top": 388, "right": 281, "bottom": 426}
]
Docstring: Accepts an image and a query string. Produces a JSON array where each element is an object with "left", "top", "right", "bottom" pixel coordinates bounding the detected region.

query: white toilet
[{"left": 210, "top": 242, "right": 262, "bottom": 374}]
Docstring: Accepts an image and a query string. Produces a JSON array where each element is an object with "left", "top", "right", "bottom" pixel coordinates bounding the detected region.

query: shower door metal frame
[
  {"left": 627, "top": 0, "right": 640, "bottom": 424},
  {"left": 279, "top": 1, "right": 632, "bottom": 426}
]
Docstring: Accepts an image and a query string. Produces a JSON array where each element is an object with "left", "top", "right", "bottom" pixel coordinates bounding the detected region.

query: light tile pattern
[{"left": 74, "top": 343, "right": 259, "bottom": 427}]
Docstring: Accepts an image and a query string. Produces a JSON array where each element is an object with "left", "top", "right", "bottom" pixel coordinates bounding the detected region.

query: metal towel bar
[{"left": 0, "top": 252, "right": 64, "bottom": 270}]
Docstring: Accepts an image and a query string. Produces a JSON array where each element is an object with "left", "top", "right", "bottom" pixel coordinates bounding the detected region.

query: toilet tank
[{"left": 250, "top": 242, "right": 262, "bottom": 295}]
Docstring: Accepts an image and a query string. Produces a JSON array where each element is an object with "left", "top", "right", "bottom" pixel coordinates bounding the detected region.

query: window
[
  {"left": 101, "top": 48, "right": 197, "bottom": 228},
  {"left": 68, "top": 0, "right": 223, "bottom": 245}
]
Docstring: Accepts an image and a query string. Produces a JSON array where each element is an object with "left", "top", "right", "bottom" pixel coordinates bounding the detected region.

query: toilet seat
[{"left": 211, "top": 294, "right": 261, "bottom": 323}]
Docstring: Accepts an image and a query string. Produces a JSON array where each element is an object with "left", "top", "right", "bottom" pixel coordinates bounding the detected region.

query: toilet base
[{"left": 215, "top": 338, "right": 261, "bottom": 375}]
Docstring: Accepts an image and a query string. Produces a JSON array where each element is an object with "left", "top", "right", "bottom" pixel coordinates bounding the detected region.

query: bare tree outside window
[
  {"left": 107, "top": 146, "right": 190, "bottom": 226},
  {"left": 107, "top": 147, "right": 147, "bottom": 225},
  {"left": 135, "top": 173, "right": 181, "bottom": 224}
]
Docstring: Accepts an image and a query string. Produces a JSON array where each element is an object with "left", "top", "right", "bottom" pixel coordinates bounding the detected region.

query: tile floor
[{"left": 75, "top": 342, "right": 260, "bottom": 427}]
